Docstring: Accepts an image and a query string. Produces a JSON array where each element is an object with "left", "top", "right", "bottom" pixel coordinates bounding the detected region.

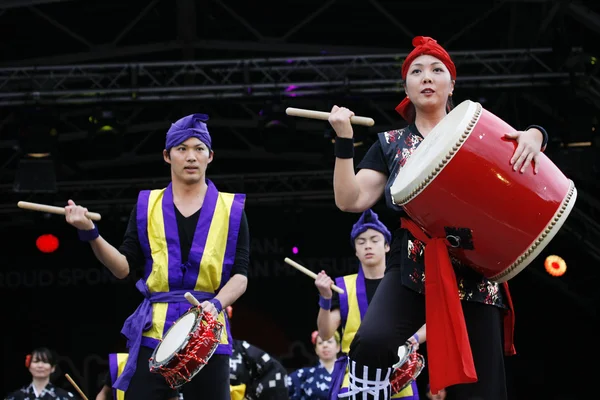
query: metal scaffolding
[
  {"left": 2, "top": 168, "right": 600, "bottom": 264},
  {"left": 0, "top": 47, "right": 583, "bottom": 105}
]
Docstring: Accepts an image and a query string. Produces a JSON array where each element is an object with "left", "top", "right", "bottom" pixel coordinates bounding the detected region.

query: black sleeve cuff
[{"left": 525, "top": 124, "right": 548, "bottom": 152}]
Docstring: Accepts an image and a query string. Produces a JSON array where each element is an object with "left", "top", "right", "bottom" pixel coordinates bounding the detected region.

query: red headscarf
[{"left": 395, "top": 36, "right": 457, "bottom": 122}]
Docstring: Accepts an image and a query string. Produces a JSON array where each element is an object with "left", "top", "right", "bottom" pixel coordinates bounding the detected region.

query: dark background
[{"left": 0, "top": 1, "right": 599, "bottom": 399}]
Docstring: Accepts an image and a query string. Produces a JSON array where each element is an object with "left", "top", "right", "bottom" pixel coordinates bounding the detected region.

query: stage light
[
  {"left": 36, "top": 234, "right": 59, "bottom": 253},
  {"left": 292, "top": 246, "right": 299, "bottom": 255},
  {"left": 544, "top": 255, "right": 566, "bottom": 276}
]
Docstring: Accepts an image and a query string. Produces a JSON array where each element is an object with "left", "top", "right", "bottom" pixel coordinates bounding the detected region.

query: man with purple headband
[
  {"left": 315, "top": 209, "right": 425, "bottom": 399},
  {"left": 64, "top": 114, "right": 250, "bottom": 400}
]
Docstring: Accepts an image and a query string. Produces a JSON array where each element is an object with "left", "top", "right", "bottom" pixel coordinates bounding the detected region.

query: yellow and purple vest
[
  {"left": 137, "top": 179, "right": 245, "bottom": 354},
  {"left": 114, "top": 180, "right": 246, "bottom": 391}
]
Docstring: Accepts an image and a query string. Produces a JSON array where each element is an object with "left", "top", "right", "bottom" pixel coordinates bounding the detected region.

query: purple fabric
[
  {"left": 209, "top": 298, "right": 223, "bottom": 313},
  {"left": 327, "top": 355, "right": 348, "bottom": 400},
  {"left": 162, "top": 183, "right": 183, "bottom": 289},
  {"left": 219, "top": 193, "right": 246, "bottom": 290},
  {"left": 335, "top": 277, "right": 348, "bottom": 325},
  {"left": 355, "top": 266, "right": 368, "bottom": 320},
  {"left": 112, "top": 279, "right": 215, "bottom": 391},
  {"left": 350, "top": 209, "right": 392, "bottom": 246},
  {"left": 77, "top": 224, "right": 99, "bottom": 241},
  {"left": 165, "top": 113, "right": 212, "bottom": 150},
  {"left": 319, "top": 295, "right": 332, "bottom": 310},
  {"left": 136, "top": 190, "right": 153, "bottom": 279},
  {"left": 108, "top": 353, "right": 118, "bottom": 399}
]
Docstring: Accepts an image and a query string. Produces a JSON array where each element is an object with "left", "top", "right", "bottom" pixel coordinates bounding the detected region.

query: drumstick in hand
[
  {"left": 17, "top": 201, "right": 102, "bottom": 221},
  {"left": 65, "top": 374, "right": 89, "bottom": 400},
  {"left": 284, "top": 257, "right": 345, "bottom": 294},
  {"left": 185, "top": 292, "right": 201, "bottom": 306},
  {"left": 285, "top": 107, "right": 375, "bottom": 127}
]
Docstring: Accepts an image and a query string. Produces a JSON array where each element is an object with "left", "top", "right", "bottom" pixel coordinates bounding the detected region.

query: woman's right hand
[
  {"left": 65, "top": 199, "right": 95, "bottom": 231},
  {"left": 328, "top": 105, "right": 355, "bottom": 139},
  {"left": 315, "top": 270, "right": 334, "bottom": 299}
]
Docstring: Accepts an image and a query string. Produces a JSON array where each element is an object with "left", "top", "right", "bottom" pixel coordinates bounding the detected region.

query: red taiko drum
[{"left": 390, "top": 100, "right": 577, "bottom": 282}]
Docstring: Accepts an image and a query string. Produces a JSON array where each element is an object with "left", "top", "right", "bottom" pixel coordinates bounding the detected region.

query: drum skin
[{"left": 392, "top": 101, "right": 577, "bottom": 282}]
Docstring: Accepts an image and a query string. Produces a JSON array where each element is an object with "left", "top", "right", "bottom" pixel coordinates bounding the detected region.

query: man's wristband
[
  {"left": 210, "top": 298, "right": 223, "bottom": 314},
  {"left": 319, "top": 295, "right": 332, "bottom": 310},
  {"left": 78, "top": 224, "right": 99, "bottom": 242}
]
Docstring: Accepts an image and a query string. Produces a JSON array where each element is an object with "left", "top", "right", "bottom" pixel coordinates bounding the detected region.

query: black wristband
[{"left": 334, "top": 137, "right": 354, "bottom": 159}]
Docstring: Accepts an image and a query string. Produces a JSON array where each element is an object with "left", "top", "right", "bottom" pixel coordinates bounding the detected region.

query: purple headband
[
  {"left": 350, "top": 209, "right": 392, "bottom": 246},
  {"left": 165, "top": 113, "right": 212, "bottom": 151}
]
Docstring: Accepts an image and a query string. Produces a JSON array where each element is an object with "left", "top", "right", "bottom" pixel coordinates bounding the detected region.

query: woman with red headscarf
[{"left": 326, "top": 36, "right": 549, "bottom": 400}]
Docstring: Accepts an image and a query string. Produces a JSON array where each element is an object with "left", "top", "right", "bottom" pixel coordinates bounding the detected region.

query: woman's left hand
[{"left": 504, "top": 128, "right": 544, "bottom": 174}]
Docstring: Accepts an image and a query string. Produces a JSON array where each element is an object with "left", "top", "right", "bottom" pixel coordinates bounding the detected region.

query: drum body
[
  {"left": 149, "top": 306, "right": 223, "bottom": 388},
  {"left": 390, "top": 100, "right": 577, "bottom": 282},
  {"left": 390, "top": 342, "right": 424, "bottom": 395}
]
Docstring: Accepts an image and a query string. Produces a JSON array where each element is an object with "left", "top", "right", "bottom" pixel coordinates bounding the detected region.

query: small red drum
[
  {"left": 149, "top": 306, "right": 223, "bottom": 388},
  {"left": 390, "top": 342, "right": 424, "bottom": 395},
  {"left": 390, "top": 100, "right": 577, "bottom": 282}
]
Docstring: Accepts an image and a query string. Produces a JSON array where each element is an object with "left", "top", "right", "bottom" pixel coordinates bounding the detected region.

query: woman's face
[
  {"left": 315, "top": 336, "right": 340, "bottom": 363},
  {"left": 404, "top": 54, "right": 454, "bottom": 115},
  {"left": 28, "top": 353, "right": 54, "bottom": 379}
]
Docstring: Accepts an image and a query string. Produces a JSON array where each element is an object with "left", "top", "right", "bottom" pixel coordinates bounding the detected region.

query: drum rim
[
  {"left": 391, "top": 100, "right": 482, "bottom": 206},
  {"left": 149, "top": 306, "right": 203, "bottom": 368},
  {"left": 490, "top": 181, "right": 577, "bottom": 282}
]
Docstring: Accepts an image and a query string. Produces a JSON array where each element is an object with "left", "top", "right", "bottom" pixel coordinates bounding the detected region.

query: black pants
[
  {"left": 125, "top": 346, "right": 230, "bottom": 400},
  {"left": 348, "top": 267, "right": 507, "bottom": 400}
]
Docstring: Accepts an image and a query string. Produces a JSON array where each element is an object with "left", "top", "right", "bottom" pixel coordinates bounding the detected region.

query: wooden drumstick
[
  {"left": 284, "top": 257, "right": 345, "bottom": 294},
  {"left": 65, "top": 373, "right": 89, "bottom": 400},
  {"left": 17, "top": 201, "right": 102, "bottom": 221},
  {"left": 185, "top": 292, "right": 201, "bottom": 306},
  {"left": 285, "top": 107, "right": 375, "bottom": 127}
]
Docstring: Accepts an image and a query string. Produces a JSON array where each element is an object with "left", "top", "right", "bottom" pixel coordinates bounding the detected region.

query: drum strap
[
  {"left": 400, "top": 217, "right": 477, "bottom": 394},
  {"left": 113, "top": 278, "right": 215, "bottom": 392}
]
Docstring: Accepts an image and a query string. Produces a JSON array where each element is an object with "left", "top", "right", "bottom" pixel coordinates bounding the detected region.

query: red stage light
[{"left": 36, "top": 234, "right": 59, "bottom": 253}]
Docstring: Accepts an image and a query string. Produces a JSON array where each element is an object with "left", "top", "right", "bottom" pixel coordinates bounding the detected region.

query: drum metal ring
[{"left": 446, "top": 234, "right": 461, "bottom": 248}]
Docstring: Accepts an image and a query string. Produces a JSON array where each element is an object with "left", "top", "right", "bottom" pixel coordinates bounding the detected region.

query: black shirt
[
  {"left": 330, "top": 277, "right": 382, "bottom": 311},
  {"left": 118, "top": 205, "right": 250, "bottom": 277},
  {"left": 356, "top": 124, "right": 506, "bottom": 308}
]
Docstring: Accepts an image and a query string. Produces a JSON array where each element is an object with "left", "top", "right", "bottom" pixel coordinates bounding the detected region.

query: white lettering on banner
[
  {"left": 0, "top": 268, "right": 142, "bottom": 288},
  {"left": 0, "top": 238, "right": 353, "bottom": 287},
  {"left": 0, "top": 256, "right": 356, "bottom": 287}
]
